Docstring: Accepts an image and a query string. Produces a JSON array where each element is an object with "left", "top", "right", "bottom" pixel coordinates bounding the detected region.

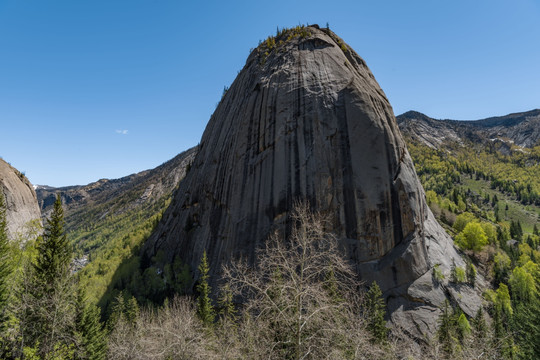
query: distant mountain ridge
[
  {"left": 36, "top": 147, "right": 197, "bottom": 223},
  {"left": 397, "top": 109, "right": 540, "bottom": 150}
]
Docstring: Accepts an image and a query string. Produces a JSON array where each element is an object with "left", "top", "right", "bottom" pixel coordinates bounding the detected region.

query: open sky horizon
[{"left": 1, "top": 0, "right": 539, "bottom": 187}]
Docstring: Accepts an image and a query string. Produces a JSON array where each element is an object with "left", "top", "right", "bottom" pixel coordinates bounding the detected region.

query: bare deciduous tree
[
  {"left": 108, "top": 296, "right": 216, "bottom": 360},
  {"left": 222, "top": 202, "right": 385, "bottom": 359},
  {"left": 107, "top": 202, "right": 504, "bottom": 359}
]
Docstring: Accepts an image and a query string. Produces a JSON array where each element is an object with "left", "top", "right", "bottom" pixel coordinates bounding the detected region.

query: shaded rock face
[
  {"left": 0, "top": 158, "right": 41, "bottom": 240},
  {"left": 144, "top": 26, "right": 477, "bottom": 337}
]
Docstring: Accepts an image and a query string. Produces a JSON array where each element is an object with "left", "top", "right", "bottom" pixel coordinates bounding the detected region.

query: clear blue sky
[{"left": 1, "top": 0, "right": 539, "bottom": 187}]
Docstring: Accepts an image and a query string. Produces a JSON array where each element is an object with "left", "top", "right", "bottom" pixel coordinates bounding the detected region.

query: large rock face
[
  {"left": 144, "top": 26, "right": 479, "bottom": 337},
  {"left": 0, "top": 158, "right": 41, "bottom": 240}
]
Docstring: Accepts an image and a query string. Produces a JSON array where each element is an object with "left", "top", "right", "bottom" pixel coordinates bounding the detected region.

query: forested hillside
[
  {"left": 399, "top": 112, "right": 540, "bottom": 358},
  {"left": 36, "top": 148, "right": 196, "bottom": 307}
]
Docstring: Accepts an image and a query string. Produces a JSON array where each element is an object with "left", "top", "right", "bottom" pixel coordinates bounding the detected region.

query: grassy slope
[{"left": 461, "top": 178, "right": 540, "bottom": 233}]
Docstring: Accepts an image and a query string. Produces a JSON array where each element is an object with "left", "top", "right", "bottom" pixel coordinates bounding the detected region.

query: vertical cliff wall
[{"left": 144, "top": 26, "right": 480, "bottom": 337}]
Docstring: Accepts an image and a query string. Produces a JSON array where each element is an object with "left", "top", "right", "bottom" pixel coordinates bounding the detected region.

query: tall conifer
[
  {"left": 0, "top": 191, "right": 11, "bottom": 330},
  {"left": 35, "top": 194, "right": 71, "bottom": 285},
  {"left": 76, "top": 289, "right": 107, "bottom": 360},
  {"left": 28, "top": 194, "right": 76, "bottom": 357},
  {"left": 365, "top": 281, "right": 388, "bottom": 343},
  {"left": 196, "top": 250, "right": 215, "bottom": 326}
]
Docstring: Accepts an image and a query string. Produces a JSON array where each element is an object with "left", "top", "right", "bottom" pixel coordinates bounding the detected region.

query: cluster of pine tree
[{"left": 0, "top": 194, "right": 107, "bottom": 360}]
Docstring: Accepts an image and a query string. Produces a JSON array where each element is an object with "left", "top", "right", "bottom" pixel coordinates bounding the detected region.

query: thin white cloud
[{"left": 115, "top": 129, "right": 129, "bottom": 135}]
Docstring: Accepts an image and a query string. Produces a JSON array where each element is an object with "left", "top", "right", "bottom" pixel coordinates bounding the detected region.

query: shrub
[{"left": 432, "top": 264, "right": 445, "bottom": 283}]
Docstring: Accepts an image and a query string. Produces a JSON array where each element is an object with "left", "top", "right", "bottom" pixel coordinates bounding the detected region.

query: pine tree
[
  {"left": 34, "top": 194, "right": 71, "bottom": 285},
  {"left": 0, "top": 191, "right": 12, "bottom": 331},
  {"left": 491, "top": 284, "right": 513, "bottom": 341},
  {"left": 196, "top": 250, "right": 215, "bottom": 326},
  {"left": 438, "top": 301, "right": 458, "bottom": 355},
  {"left": 534, "top": 224, "right": 539, "bottom": 236},
  {"left": 76, "top": 290, "right": 107, "bottom": 360},
  {"left": 511, "top": 299, "right": 540, "bottom": 359},
  {"left": 365, "top": 281, "right": 388, "bottom": 343},
  {"left": 450, "top": 259, "right": 457, "bottom": 283},
  {"left": 124, "top": 296, "right": 139, "bottom": 325},
  {"left": 323, "top": 267, "right": 342, "bottom": 303},
  {"left": 27, "top": 194, "right": 77, "bottom": 356},
  {"left": 510, "top": 220, "right": 524, "bottom": 241},
  {"left": 472, "top": 307, "right": 487, "bottom": 338},
  {"left": 217, "top": 284, "right": 236, "bottom": 322},
  {"left": 107, "top": 292, "right": 127, "bottom": 332},
  {"left": 466, "top": 260, "right": 476, "bottom": 287},
  {"left": 81, "top": 304, "right": 107, "bottom": 360},
  {"left": 456, "top": 312, "right": 471, "bottom": 343}
]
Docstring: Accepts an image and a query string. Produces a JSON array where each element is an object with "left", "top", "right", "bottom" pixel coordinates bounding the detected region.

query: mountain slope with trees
[
  {"left": 35, "top": 147, "right": 196, "bottom": 305},
  {"left": 398, "top": 110, "right": 540, "bottom": 358},
  {"left": 398, "top": 109, "right": 540, "bottom": 150}
]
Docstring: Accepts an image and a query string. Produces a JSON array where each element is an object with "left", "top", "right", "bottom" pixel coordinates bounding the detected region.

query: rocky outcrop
[
  {"left": 398, "top": 109, "right": 540, "bottom": 150},
  {"left": 144, "top": 26, "right": 479, "bottom": 338},
  {"left": 0, "top": 158, "right": 41, "bottom": 240},
  {"left": 397, "top": 111, "right": 465, "bottom": 149}
]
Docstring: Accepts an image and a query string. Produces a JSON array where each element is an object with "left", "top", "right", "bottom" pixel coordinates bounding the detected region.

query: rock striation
[
  {"left": 0, "top": 158, "right": 41, "bottom": 240},
  {"left": 144, "top": 26, "right": 480, "bottom": 338}
]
